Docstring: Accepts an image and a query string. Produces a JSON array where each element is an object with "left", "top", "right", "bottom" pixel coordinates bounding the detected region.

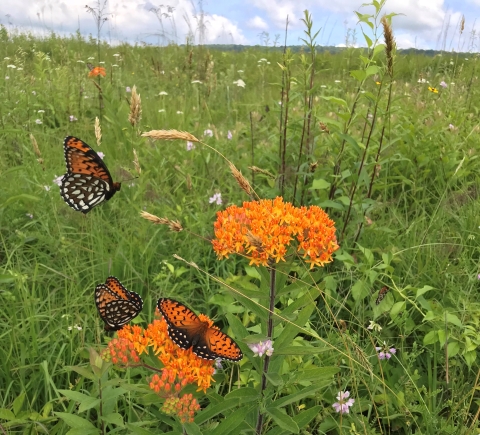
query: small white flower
[
  {"left": 176, "top": 111, "right": 183, "bottom": 114},
  {"left": 112, "top": 64, "right": 119, "bottom": 67},
  {"left": 159, "top": 91, "right": 168, "bottom": 95},
  {"left": 320, "top": 85, "right": 327, "bottom": 88},
  {"left": 75, "top": 324, "right": 82, "bottom": 331},
  {"left": 97, "top": 152, "right": 105, "bottom": 159},
  {"left": 5, "top": 76, "right": 9, "bottom": 80},
  {"left": 67, "top": 326, "right": 72, "bottom": 331},
  {"left": 334, "top": 80, "right": 341, "bottom": 83},
  {"left": 35, "top": 119, "right": 42, "bottom": 124},
  {"left": 113, "top": 53, "right": 120, "bottom": 57},
  {"left": 44, "top": 185, "right": 50, "bottom": 191},
  {"left": 17, "top": 67, "right": 23, "bottom": 71},
  {"left": 237, "top": 70, "right": 244, "bottom": 73},
  {"left": 99, "top": 61, "right": 105, "bottom": 64},
  {"left": 258, "top": 58, "right": 267, "bottom": 62},
  {"left": 77, "top": 60, "right": 85, "bottom": 63},
  {"left": 233, "top": 79, "right": 246, "bottom": 88},
  {"left": 87, "top": 57, "right": 94, "bottom": 60},
  {"left": 209, "top": 192, "right": 222, "bottom": 205},
  {"left": 32, "top": 91, "right": 36, "bottom": 95},
  {"left": 191, "top": 80, "right": 202, "bottom": 84},
  {"left": 7, "top": 64, "right": 16, "bottom": 69},
  {"left": 37, "top": 110, "right": 45, "bottom": 113},
  {"left": 158, "top": 109, "right": 165, "bottom": 112},
  {"left": 53, "top": 175, "right": 63, "bottom": 186},
  {"left": 3, "top": 57, "right": 10, "bottom": 60}
]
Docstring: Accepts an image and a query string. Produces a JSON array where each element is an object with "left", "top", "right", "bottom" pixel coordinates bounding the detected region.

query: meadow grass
[{"left": 1, "top": 3, "right": 480, "bottom": 434}]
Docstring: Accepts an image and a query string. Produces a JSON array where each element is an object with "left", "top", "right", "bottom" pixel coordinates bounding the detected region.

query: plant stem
[{"left": 255, "top": 264, "right": 276, "bottom": 435}]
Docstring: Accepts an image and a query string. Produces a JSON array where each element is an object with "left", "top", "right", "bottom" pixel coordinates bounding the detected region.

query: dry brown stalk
[
  {"left": 128, "top": 85, "right": 142, "bottom": 127},
  {"left": 381, "top": 15, "right": 396, "bottom": 77},
  {"left": 229, "top": 162, "right": 252, "bottom": 195},
  {"left": 141, "top": 130, "right": 199, "bottom": 142},
  {"left": 133, "top": 149, "right": 141, "bottom": 175},
  {"left": 95, "top": 116, "right": 102, "bottom": 146},
  {"left": 140, "top": 211, "right": 183, "bottom": 232}
]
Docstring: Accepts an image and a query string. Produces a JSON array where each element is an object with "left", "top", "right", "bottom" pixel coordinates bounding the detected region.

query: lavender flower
[
  {"left": 53, "top": 175, "right": 64, "bottom": 186},
  {"left": 69, "top": 115, "right": 78, "bottom": 122},
  {"left": 204, "top": 129, "right": 213, "bottom": 137},
  {"left": 227, "top": 130, "right": 233, "bottom": 140},
  {"left": 375, "top": 342, "right": 397, "bottom": 360},
  {"left": 332, "top": 391, "right": 355, "bottom": 414},
  {"left": 248, "top": 340, "right": 274, "bottom": 357},
  {"left": 209, "top": 192, "right": 222, "bottom": 205},
  {"left": 126, "top": 86, "right": 131, "bottom": 93},
  {"left": 97, "top": 152, "right": 105, "bottom": 159},
  {"left": 439, "top": 81, "right": 447, "bottom": 88},
  {"left": 186, "top": 141, "right": 196, "bottom": 151}
]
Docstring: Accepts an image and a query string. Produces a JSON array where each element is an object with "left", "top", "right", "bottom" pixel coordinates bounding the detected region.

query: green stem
[{"left": 255, "top": 264, "right": 276, "bottom": 435}]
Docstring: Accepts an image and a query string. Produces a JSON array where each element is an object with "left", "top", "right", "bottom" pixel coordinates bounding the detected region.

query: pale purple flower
[
  {"left": 440, "top": 81, "right": 447, "bottom": 88},
  {"left": 227, "top": 130, "right": 233, "bottom": 140},
  {"left": 332, "top": 391, "right": 355, "bottom": 414},
  {"left": 215, "top": 359, "right": 223, "bottom": 370},
  {"left": 69, "top": 115, "right": 78, "bottom": 122},
  {"left": 44, "top": 185, "right": 51, "bottom": 191},
  {"left": 126, "top": 86, "right": 131, "bottom": 92},
  {"left": 477, "top": 273, "right": 480, "bottom": 280},
  {"left": 248, "top": 340, "right": 274, "bottom": 357},
  {"left": 53, "top": 175, "right": 63, "bottom": 186},
  {"left": 204, "top": 129, "right": 213, "bottom": 137},
  {"left": 97, "top": 152, "right": 105, "bottom": 159},
  {"left": 186, "top": 141, "right": 196, "bottom": 151},
  {"left": 209, "top": 192, "right": 222, "bottom": 205},
  {"left": 376, "top": 342, "right": 397, "bottom": 360},
  {"left": 26, "top": 213, "right": 33, "bottom": 219}
]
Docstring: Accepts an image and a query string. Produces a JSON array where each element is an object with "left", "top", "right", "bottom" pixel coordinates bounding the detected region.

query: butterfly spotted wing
[
  {"left": 375, "top": 286, "right": 389, "bottom": 305},
  {"left": 157, "top": 298, "right": 243, "bottom": 362},
  {"left": 60, "top": 136, "right": 121, "bottom": 213},
  {"left": 95, "top": 276, "right": 143, "bottom": 331}
]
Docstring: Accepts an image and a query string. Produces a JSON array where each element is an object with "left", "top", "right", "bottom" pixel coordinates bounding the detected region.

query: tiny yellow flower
[{"left": 428, "top": 86, "right": 439, "bottom": 93}]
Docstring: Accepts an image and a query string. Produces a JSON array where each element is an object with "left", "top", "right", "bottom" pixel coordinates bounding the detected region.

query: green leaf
[
  {"left": 266, "top": 407, "right": 299, "bottom": 434},
  {"left": 365, "top": 65, "right": 379, "bottom": 78},
  {"left": 195, "top": 399, "right": 239, "bottom": 424},
  {"left": 125, "top": 424, "right": 157, "bottom": 435},
  {"left": 274, "top": 345, "right": 327, "bottom": 355},
  {"left": 293, "top": 405, "right": 322, "bottom": 429},
  {"left": 184, "top": 422, "right": 202, "bottom": 435},
  {"left": 65, "top": 429, "right": 98, "bottom": 435},
  {"left": 390, "top": 301, "right": 405, "bottom": 318},
  {"left": 55, "top": 412, "right": 97, "bottom": 430},
  {"left": 357, "top": 244, "right": 374, "bottom": 265},
  {"left": 272, "top": 384, "right": 327, "bottom": 408},
  {"left": 225, "top": 388, "right": 259, "bottom": 401},
  {"left": 57, "top": 390, "right": 100, "bottom": 413},
  {"left": 0, "top": 409, "right": 15, "bottom": 420},
  {"left": 101, "top": 412, "right": 124, "bottom": 427},
  {"left": 423, "top": 330, "right": 438, "bottom": 345},
  {"left": 12, "top": 392, "right": 25, "bottom": 416},
  {"left": 209, "top": 405, "right": 254, "bottom": 435},
  {"left": 321, "top": 96, "right": 348, "bottom": 108},
  {"left": 351, "top": 280, "right": 369, "bottom": 301},
  {"left": 350, "top": 70, "right": 366, "bottom": 81},
  {"left": 464, "top": 350, "right": 477, "bottom": 367},
  {"left": 294, "top": 366, "right": 339, "bottom": 383},
  {"left": 447, "top": 341, "right": 460, "bottom": 357},
  {"left": 66, "top": 366, "right": 96, "bottom": 381},
  {"left": 310, "top": 178, "right": 331, "bottom": 190},
  {"left": 3, "top": 194, "right": 40, "bottom": 208},
  {"left": 362, "top": 31, "right": 373, "bottom": 48},
  {"left": 446, "top": 312, "right": 462, "bottom": 327},
  {"left": 416, "top": 285, "right": 434, "bottom": 298}
]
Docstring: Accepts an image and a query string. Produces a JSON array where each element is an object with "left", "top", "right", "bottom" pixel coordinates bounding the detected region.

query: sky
[{"left": 0, "top": 0, "right": 479, "bottom": 51}]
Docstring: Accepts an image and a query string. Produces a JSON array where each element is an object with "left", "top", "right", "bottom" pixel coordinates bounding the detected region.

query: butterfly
[
  {"left": 95, "top": 276, "right": 143, "bottom": 331},
  {"left": 60, "top": 136, "right": 121, "bottom": 213},
  {"left": 157, "top": 298, "right": 243, "bottom": 362},
  {"left": 375, "top": 286, "right": 389, "bottom": 305}
]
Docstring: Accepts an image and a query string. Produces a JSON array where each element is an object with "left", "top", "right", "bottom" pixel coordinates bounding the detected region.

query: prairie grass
[{"left": 1, "top": 3, "right": 480, "bottom": 434}]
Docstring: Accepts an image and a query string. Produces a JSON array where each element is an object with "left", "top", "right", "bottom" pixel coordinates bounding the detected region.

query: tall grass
[{"left": 1, "top": 1, "right": 480, "bottom": 432}]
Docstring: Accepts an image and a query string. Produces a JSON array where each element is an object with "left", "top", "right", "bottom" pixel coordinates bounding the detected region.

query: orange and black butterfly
[
  {"left": 95, "top": 277, "right": 143, "bottom": 331},
  {"left": 376, "top": 286, "right": 389, "bottom": 305},
  {"left": 157, "top": 298, "right": 243, "bottom": 362},
  {"left": 60, "top": 136, "right": 121, "bottom": 213}
]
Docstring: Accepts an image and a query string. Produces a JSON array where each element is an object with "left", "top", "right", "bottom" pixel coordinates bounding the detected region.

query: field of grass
[{"left": 1, "top": 3, "right": 480, "bottom": 434}]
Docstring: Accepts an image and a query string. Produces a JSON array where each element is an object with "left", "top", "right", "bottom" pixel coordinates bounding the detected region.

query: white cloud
[
  {"left": 0, "top": 0, "right": 247, "bottom": 45},
  {"left": 247, "top": 16, "right": 269, "bottom": 31}
]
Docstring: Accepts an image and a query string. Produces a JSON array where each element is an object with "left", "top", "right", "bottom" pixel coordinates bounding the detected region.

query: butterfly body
[
  {"left": 95, "top": 276, "right": 143, "bottom": 331},
  {"left": 375, "top": 286, "right": 389, "bottom": 305},
  {"left": 60, "top": 136, "right": 121, "bottom": 213},
  {"left": 157, "top": 298, "right": 243, "bottom": 362}
]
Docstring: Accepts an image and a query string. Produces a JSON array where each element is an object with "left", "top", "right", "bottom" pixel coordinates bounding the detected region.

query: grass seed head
[
  {"left": 141, "top": 130, "right": 199, "bottom": 142},
  {"left": 128, "top": 85, "right": 142, "bottom": 127},
  {"left": 95, "top": 116, "right": 102, "bottom": 146}
]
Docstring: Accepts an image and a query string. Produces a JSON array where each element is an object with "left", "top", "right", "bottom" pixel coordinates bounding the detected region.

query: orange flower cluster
[
  {"left": 88, "top": 66, "right": 106, "bottom": 78},
  {"left": 162, "top": 394, "right": 200, "bottom": 424},
  {"left": 103, "top": 338, "right": 140, "bottom": 366},
  {"left": 212, "top": 196, "right": 339, "bottom": 268},
  {"left": 150, "top": 369, "right": 187, "bottom": 394},
  {"left": 113, "top": 315, "right": 215, "bottom": 393}
]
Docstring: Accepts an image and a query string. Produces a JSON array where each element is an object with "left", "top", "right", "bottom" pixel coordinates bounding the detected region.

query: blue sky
[{"left": 0, "top": 0, "right": 479, "bottom": 50}]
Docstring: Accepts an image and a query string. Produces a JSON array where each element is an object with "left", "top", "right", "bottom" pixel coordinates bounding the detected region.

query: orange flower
[
  {"left": 212, "top": 196, "right": 339, "bottom": 268},
  {"left": 114, "top": 314, "right": 215, "bottom": 393},
  {"left": 88, "top": 66, "right": 106, "bottom": 78}
]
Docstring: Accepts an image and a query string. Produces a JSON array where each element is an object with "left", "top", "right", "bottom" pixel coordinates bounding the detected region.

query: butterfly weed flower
[
  {"left": 103, "top": 337, "right": 140, "bottom": 366},
  {"left": 212, "top": 197, "right": 339, "bottom": 268},
  {"left": 88, "top": 66, "right": 106, "bottom": 78},
  {"left": 332, "top": 390, "right": 355, "bottom": 414}
]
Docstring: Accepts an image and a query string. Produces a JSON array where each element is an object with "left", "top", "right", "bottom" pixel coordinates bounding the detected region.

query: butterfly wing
[
  {"left": 157, "top": 298, "right": 209, "bottom": 349},
  {"left": 60, "top": 136, "right": 121, "bottom": 213},
  {"left": 95, "top": 277, "right": 143, "bottom": 331},
  {"left": 157, "top": 298, "right": 242, "bottom": 361},
  {"left": 199, "top": 328, "right": 243, "bottom": 361}
]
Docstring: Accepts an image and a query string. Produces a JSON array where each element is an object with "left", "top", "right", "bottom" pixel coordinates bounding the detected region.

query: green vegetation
[{"left": 1, "top": 1, "right": 480, "bottom": 434}]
